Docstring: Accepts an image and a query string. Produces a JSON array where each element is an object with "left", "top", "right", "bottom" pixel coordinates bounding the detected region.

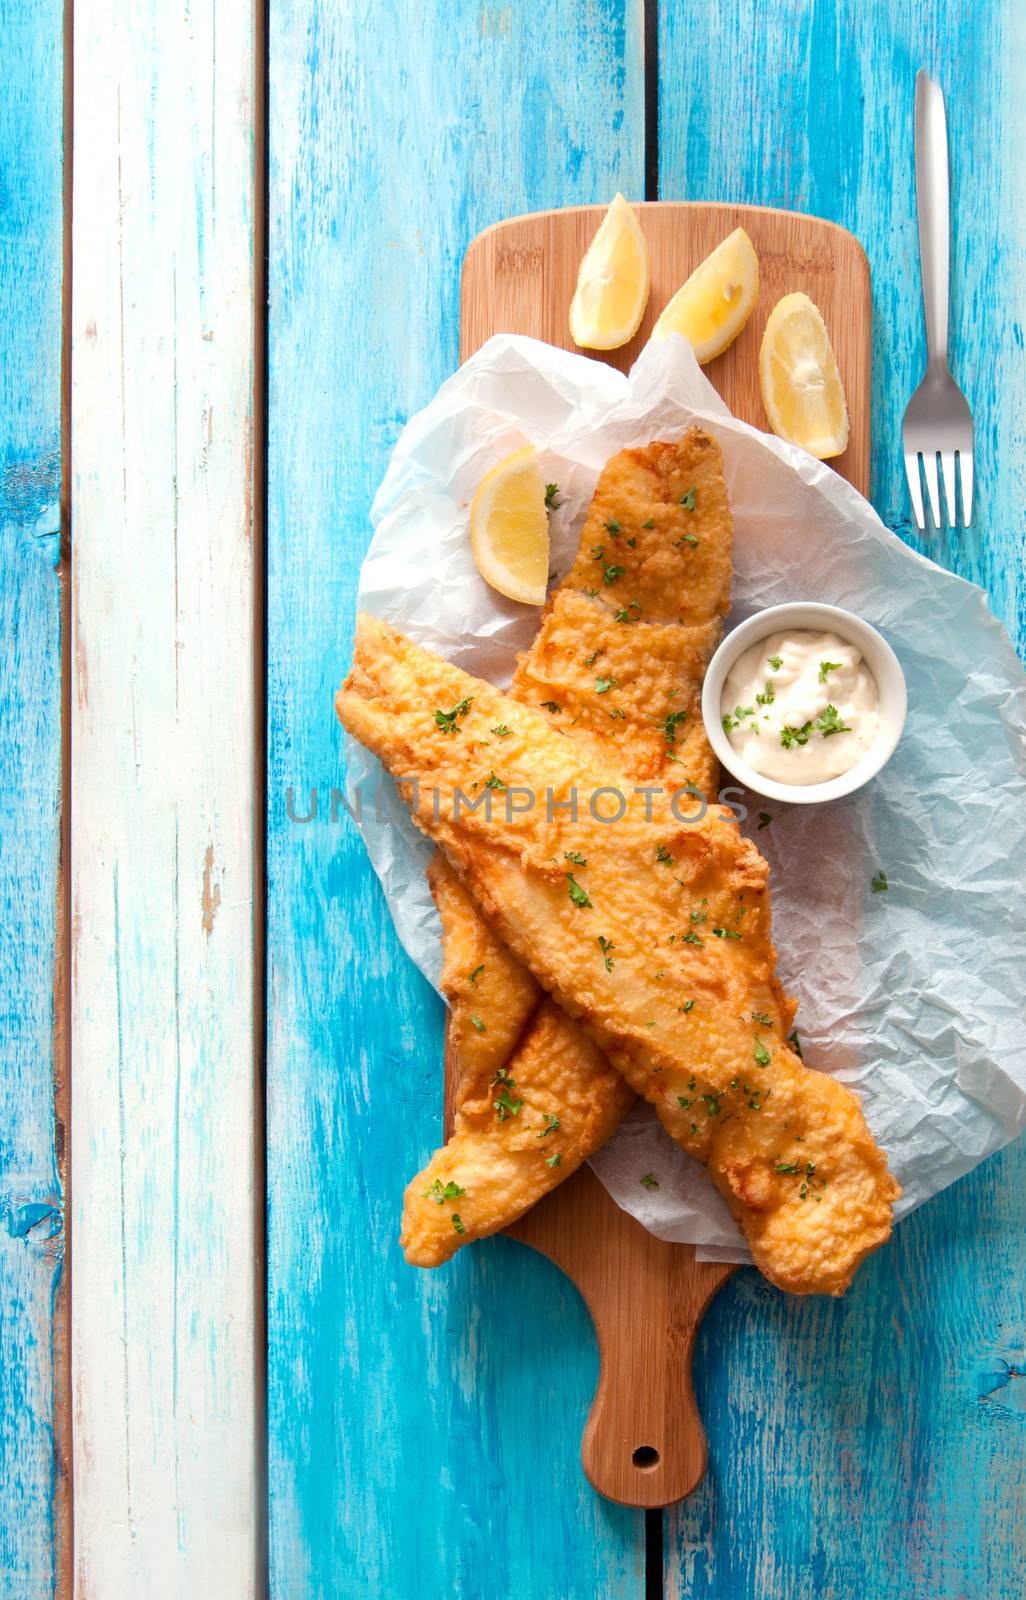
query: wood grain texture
[
  {"left": 459, "top": 200, "right": 871, "bottom": 1509},
  {"left": 659, "top": 4, "right": 1026, "bottom": 1595},
  {"left": 462, "top": 201, "right": 871, "bottom": 491},
  {"left": 266, "top": 1, "right": 648, "bottom": 1593},
  {"left": 0, "top": 4, "right": 67, "bottom": 1595},
  {"left": 70, "top": 2, "right": 260, "bottom": 1592}
]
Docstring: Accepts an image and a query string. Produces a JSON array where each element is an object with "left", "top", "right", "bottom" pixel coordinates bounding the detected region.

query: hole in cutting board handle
[{"left": 632, "top": 1445, "right": 660, "bottom": 1470}]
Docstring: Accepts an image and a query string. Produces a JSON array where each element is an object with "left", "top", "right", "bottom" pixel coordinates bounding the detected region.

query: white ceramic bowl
[{"left": 701, "top": 602, "right": 907, "bottom": 805}]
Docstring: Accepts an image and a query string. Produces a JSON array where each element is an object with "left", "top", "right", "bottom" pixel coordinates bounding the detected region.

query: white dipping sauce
[{"left": 720, "top": 629, "right": 879, "bottom": 784}]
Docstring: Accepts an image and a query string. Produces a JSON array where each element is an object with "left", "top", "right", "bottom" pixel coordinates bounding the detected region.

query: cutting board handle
[{"left": 509, "top": 1166, "right": 733, "bottom": 1508}]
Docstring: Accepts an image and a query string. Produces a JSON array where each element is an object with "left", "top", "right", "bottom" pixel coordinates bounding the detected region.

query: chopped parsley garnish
[
  {"left": 608, "top": 708, "right": 626, "bottom": 720},
  {"left": 626, "top": 537, "right": 637, "bottom": 548},
  {"left": 603, "top": 564, "right": 627, "bottom": 585},
  {"left": 494, "top": 1088, "right": 524, "bottom": 1121},
  {"left": 605, "top": 518, "right": 622, "bottom": 536},
  {"left": 767, "top": 654, "right": 783, "bottom": 670},
  {"left": 484, "top": 771, "right": 506, "bottom": 790},
  {"left": 470, "top": 1016, "right": 486, "bottom": 1033},
  {"left": 702, "top": 1092, "right": 724, "bottom": 1117},
  {"left": 491, "top": 724, "right": 510, "bottom": 738},
  {"left": 538, "top": 1113, "right": 560, "bottom": 1137},
  {"left": 751, "top": 1011, "right": 772, "bottom": 1027},
  {"left": 595, "top": 675, "right": 619, "bottom": 694},
  {"left": 451, "top": 1214, "right": 466, "bottom": 1234},
  {"left": 753, "top": 1038, "right": 771, "bottom": 1066},
  {"left": 663, "top": 709, "right": 688, "bottom": 747},
  {"left": 682, "top": 929, "right": 703, "bottom": 946},
  {"left": 565, "top": 850, "right": 587, "bottom": 866},
  {"left": 545, "top": 482, "right": 561, "bottom": 510},
  {"left": 678, "top": 1096, "right": 692, "bottom": 1109},
  {"left": 589, "top": 544, "right": 605, "bottom": 562},
  {"left": 679, "top": 999, "right": 695, "bottom": 1014},
  {"left": 680, "top": 487, "right": 697, "bottom": 511},
  {"left": 788, "top": 1028, "right": 803, "bottom": 1058},
  {"left": 712, "top": 926, "right": 742, "bottom": 940},
  {"left": 815, "top": 704, "right": 850, "bottom": 737},
  {"left": 468, "top": 966, "right": 485, "bottom": 988},
  {"left": 584, "top": 651, "right": 600, "bottom": 668},
  {"left": 872, "top": 871, "right": 889, "bottom": 893},
  {"left": 775, "top": 1160, "right": 800, "bottom": 1175},
  {"left": 818, "top": 659, "right": 843, "bottom": 683},
  {"left": 614, "top": 600, "right": 641, "bottom": 622},
  {"left": 755, "top": 682, "right": 776, "bottom": 706},
  {"left": 423, "top": 1178, "right": 466, "bottom": 1204},
  {"left": 642, "top": 518, "right": 655, "bottom": 529},
  {"left": 722, "top": 705, "right": 755, "bottom": 733},
  {"left": 540, "top": 701, "right": 561, "bottom": 715},
  {"left": 435, "top": 696, "right": 472, "bottom": 735},
  {"left": 546, "top": 1152, "right": 562, "bottom": 1168},
  {"left": 780, "top": 720, "right": 813, "bottom": 749},
  {"left": 656, "top": 844, "right": 673, "bottom": 865},
  {"left": 598, "top": 935, "right": 615, "bottom": 971},
  {"left": 640, "top": 1173, "right": 660, "bottom": 1189},
  {"left": 567, "top": 873, "right": 592, "bottom": 908},
  {"left": 674, "top": 533, "right": 699, "bottom": 549},
  {"left": 757, "top": 811, "right": 773, "bottom": 829},
  {"left": 690, "top": 903, "right": 707, "bottom": 925}
]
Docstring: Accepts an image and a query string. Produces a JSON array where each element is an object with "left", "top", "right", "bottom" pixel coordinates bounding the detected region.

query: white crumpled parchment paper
[{"left": 345, "top": 332, "right": 1026, "bottom": 1263}]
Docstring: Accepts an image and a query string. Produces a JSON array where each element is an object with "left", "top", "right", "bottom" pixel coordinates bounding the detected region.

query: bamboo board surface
[{"left": 458, "top": 200, "right": 872, "bottom": 1508}]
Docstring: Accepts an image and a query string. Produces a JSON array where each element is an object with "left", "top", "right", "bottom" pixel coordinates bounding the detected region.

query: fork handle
[{"left": 914, "top": 69, "right": 950, "bottom": 369}]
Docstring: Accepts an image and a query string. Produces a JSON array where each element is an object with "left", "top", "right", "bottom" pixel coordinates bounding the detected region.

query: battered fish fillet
[
  {"left": 337, "top": 617, "right": 899, "bottom": 1296},
  {"left": 403, "top": 433, "right": 735, "bottom": 1264}
]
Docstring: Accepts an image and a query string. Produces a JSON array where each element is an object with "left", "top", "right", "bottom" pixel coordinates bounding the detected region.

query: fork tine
[
  {"left": 941, "top": 450, "right": 957, "bottom": 526},
  {"left": 904, "top": 450, "right": 926, "bottom": 530},
  {"left": 959, "top": 450, "right": 973, "bottom": 526},
  {"left": 921, "top": 451, "right": 942, "bottom": 528}
]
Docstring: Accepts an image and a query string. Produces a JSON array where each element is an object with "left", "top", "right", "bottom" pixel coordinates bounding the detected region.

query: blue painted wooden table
[
  {"left": 2, "top": 1, "right": 1025, "bottom": 1595},
  {"left": 265, "top": 5, "right": 1026, "bottom": 1596}
]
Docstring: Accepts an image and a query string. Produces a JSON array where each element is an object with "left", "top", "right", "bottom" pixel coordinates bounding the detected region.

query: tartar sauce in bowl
[
  {"left": 721, "top": 629, "right": 879, "bottom": 784},
  {"left": 701, "top": 601, "right": 907, "bottom": 805}
]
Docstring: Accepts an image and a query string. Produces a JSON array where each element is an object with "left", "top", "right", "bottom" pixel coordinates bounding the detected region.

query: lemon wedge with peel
[
  {"left": 759, "top": 292, "right": 849, "bottom": 459},
  {"left": 469, "top": 445, "right": 550, "bottom": 606},
  {"left": 569, "top": 193, "right": 650, "bottom": 350},
  {"left": 651, "top": 226, "right": 760, "bottom": 362}
]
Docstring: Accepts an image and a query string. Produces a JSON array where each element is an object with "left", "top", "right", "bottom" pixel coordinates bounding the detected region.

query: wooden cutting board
[{"left": 454, "top": 202, "right": 871, "bottom": 1508}]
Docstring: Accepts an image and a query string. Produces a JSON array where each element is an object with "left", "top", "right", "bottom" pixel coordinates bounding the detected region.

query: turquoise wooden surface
[
  {"left": 0, "top": 2, "right": 66, "bottom": 1595},
  {"left": 265, "top": 3, "right": 648, "bottom": 1594},
  {"left": 660, "top": 3, "right": 1026, "bottom": 1596},
  {"left": 267, "top": 1, "right": 1026, "bottom": 1595}
]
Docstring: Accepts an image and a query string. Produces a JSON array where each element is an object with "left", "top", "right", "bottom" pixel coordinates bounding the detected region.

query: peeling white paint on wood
[{"left": 70, "top": 2, "right": 259, "bottom": 1593}]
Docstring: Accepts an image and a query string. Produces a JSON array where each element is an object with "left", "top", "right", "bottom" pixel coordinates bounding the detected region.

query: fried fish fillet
[
  {"left": 402, "top": 856, "right": 634, "bottom": 1266},
  {"left": 337, "top": 616, "right": 899, "bottom": 1295},
  {"left": 403, "top": 433, "right": 734, "bottom": 1263}
]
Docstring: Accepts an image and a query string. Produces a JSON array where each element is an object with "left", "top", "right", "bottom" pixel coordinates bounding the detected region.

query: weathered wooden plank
[
  {"left": 266, "top": 2, "right": 647, "bottom": 1592},
  {"left": 0, "top": 3, "right": 67, "bottom": 1595},
  {"left": 70, "top": 2, "right": 260, "bottom": 1592},
  {"left": 660, "top": 3, "right": 1026, "bottom": 1593}
]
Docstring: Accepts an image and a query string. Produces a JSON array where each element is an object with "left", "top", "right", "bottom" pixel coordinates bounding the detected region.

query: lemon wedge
[
  {"left": 569, "top": 193, "right": 650, "bottom": 350},
  {"left": 469, "top": 445, "right": 550, "bottom": 605},
  {"left": 651, "top": 226, "right": 759, "bottom": 362},
  {"left": 759, "top": 292, "right": 849, "bottom": 459}
]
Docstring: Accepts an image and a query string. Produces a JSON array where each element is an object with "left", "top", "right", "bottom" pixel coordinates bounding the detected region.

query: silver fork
[{"left": 902, "top": 69, "right": 974, "bottom": 529}]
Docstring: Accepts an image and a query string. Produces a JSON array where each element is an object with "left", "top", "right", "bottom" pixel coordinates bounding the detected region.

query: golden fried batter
[
  {"left": 404, "top": 433, "right": 733, "bottom": 1262},
  {"left": 337, "top": 616, "right": 899, "bottom": 1296}
]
